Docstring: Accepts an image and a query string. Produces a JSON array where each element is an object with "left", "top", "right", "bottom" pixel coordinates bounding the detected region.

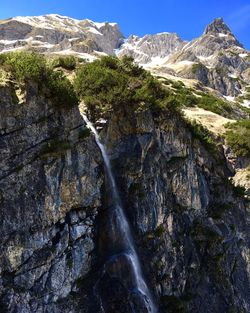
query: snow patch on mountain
[
  {"left": 218, "top": 33, "right": 228, "bottom": 38},
  {"left": 239, "top": 53, "right": 248, "bottom": 58}
]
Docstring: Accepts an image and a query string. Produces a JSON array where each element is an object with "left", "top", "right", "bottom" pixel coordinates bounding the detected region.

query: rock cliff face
[
  {"left": 0, "top": 80, "right": 249, "bottom": 313},
  {"left": 0, "top": 81, "right": 103, "bottom": 312}
]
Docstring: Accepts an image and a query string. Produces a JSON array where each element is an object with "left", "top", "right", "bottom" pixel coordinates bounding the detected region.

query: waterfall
[{"left": 82, "top": 114, "right": 156, "bottom": 313}]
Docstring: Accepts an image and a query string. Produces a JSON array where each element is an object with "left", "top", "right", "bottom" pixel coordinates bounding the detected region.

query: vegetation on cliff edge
[
  {"left": 225, "top": 120, "right": 250, "bottom": 157},
  {"left": 74, "top": 55, "right": 181, "bottom": 117},
  {"left": 159, "top": 77, "right": 234, "bottom": 117},
  {"left": 0, "top": 51, "right": 78, "bottom": 108}
]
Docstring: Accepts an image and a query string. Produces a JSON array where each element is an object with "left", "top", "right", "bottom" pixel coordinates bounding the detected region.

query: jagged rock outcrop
[
  {"left": 181, "top": 18, "right": 243, "bottom": 57},
  {"left": 204, "top": 17, "right": 239, "bottom": 37},
  {"left": 164, "top": 18, "right": 250, "bottom": 96}
]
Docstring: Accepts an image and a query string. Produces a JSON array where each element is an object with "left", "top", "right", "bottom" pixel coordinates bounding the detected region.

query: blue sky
[{"left": 0, "top": 0, "right": 249, "bottom": 49}]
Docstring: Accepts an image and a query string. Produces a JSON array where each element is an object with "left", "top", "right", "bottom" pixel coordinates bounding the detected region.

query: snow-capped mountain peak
[
  {"left": 0, "top": 14, "right": 123, "bottom": 57},
  {"left": 117, "top": 18, "right": 249, "bottom": 98}
]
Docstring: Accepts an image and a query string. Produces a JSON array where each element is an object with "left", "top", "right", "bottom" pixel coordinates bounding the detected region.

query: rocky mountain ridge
[
  {"left": 0, "top": 14, "right": 123, "bottom": 57},
  {"left": 118, "top": 18, "right": 250, "bottom": 99}
]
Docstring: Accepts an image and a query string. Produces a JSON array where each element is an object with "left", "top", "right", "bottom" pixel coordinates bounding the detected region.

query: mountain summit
[{"left": 204, "top": 17, "right": 232, "bottom": 35}]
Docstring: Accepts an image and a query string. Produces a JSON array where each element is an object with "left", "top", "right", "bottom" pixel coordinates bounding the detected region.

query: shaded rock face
[
  {"left": 0, "top": 83, "right": 249, "bottom": 313},
  {"left": 100, "top": 107, "right": 250, "bottom": 313},
  {"left": 0, "top": 20, "right": 32, "bottom": 40},
  {"left": 183, "top": 63, "right": 242, "bottom": 97}
]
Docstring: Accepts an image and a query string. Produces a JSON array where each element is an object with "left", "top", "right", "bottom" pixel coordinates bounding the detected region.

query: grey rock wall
[{"left": 0, "top": 82, "right": 103, "bottom": 312}]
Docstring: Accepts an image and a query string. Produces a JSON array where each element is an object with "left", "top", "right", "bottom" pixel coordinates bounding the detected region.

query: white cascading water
[{"left": 82, "top": 114, "right": 156, "bottom": 313}]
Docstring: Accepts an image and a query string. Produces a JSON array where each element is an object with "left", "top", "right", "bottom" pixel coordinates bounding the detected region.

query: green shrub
[
  {"left": 171, "top": 80, "right": 185, "bottom": 90},
  {"left": 128, "top": 182, "right": 145, "bottom": 199},
  {"left": 186, "top": 120, "right": 216, "bottom": 152},
  {"left": 232, "top": 184, "right": 246, "bottom": 197},
  {"left": 191, "top": 62, "right": 204, "bottom": 74},
  {"left": 191, "top": 220, "right": 223, "bottom": 248},
  {"left": 225, "top": 120, "right": 250, "bottom": 157},
  {"left": 160, "top": 295, "right": 188, "bottom": 313},
  {"left": 52, "top": 56, "right": 77, "bottom": 70},
  {"left": 40, "top": 138, "right": 71, "bottom": 157},
  {"left": 0, "top": 68, "right": 8, "bottom": 84},
  {"left": 154, "top": 224, "right": 165, "bottom": 237},
  {"left": 74, "top": 59, "right": 130, "bottom": 113},
  {"left": 119, "top": 55, "right": 146, "bottom": 77},
  {"left": 0, "top": 53, "right": 8, "bottom": 65},
  {"left": 156, "top": 78, "right": 200, "bottom": 108},
  {"left": 78, "top": 127, "right": 91, "bottom": 139},
  {"left": 3, "top": 51, "right": 47, "bottom": 82},
  {"left": 196, "top": 93, "right": 233, "bottom": 116},
  {"left": 156, "top": 76, "right": 171, "bottom": 85},
  {"left": 208, "top": 202, "right": 232, "bottom": 219},
  {"left": 45, "top": 70, "right": 79, "bottom": 108},
  {"left": 172, "top": 85, "right": 199, "bottom": 107}
]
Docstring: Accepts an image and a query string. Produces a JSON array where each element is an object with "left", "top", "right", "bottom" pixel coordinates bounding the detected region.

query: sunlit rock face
[{"left": 162, "top": 18, "right": 250, "bottom": 96}]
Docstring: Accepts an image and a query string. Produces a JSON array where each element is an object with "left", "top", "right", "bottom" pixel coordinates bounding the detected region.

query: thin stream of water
[{"left": 82, "top": 114, "right": 156, "bottom": 313}]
